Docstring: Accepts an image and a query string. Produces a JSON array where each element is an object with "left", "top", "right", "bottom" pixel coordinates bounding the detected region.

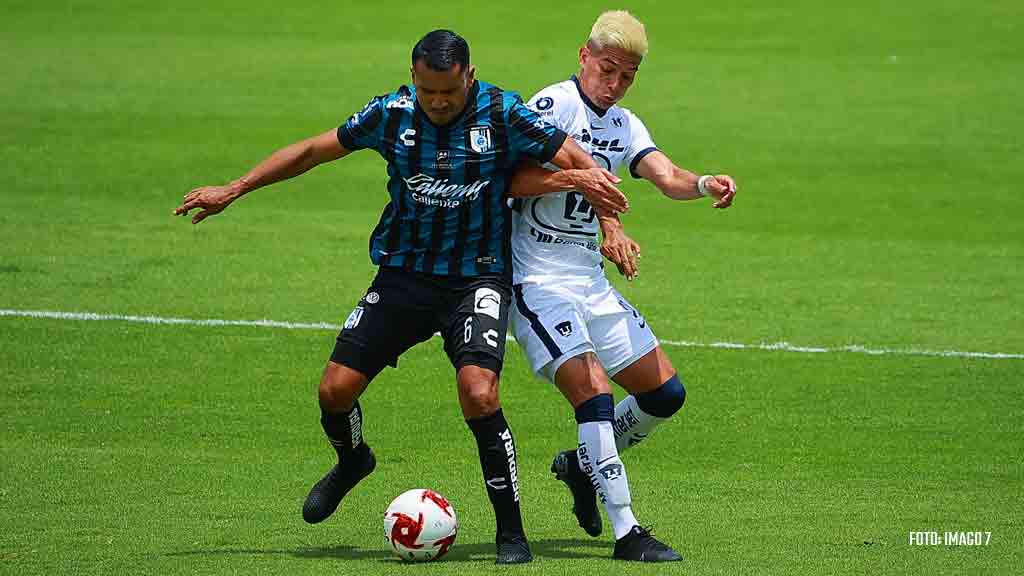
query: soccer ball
[{"left": 383, "top": 488, "right": 458, "bottom": 562}]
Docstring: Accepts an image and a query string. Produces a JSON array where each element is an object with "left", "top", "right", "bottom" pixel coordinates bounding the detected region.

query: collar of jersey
[
  {"left": 412, "top": 80, "right": 481, "bottom": 128},
  {"left": 571, "top": 75, "right": 608, "bottom": 118}
]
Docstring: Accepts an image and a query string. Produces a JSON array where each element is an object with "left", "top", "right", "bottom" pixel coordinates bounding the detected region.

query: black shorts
[{"left": 330, "top": 267, "right": 511, "bottom": 381}]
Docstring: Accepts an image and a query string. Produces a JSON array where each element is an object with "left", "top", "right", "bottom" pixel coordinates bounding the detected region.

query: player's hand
[
  {"left": 598, "top": 216, "right": 641, "bottom": 281},
  {"left": 572, "top": 168, "right": 629, "bottom": 214},
  {"left": 602, "top": 231, "right": 641, "bottom": 281},
  {"left": 174, "top": 185, "right": 237, "bottom": 224},
  {"left": 705, "top": 175, "right": 737, "bottom": 209}
]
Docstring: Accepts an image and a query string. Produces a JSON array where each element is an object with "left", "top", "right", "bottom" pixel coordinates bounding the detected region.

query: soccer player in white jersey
[{"left": 506, "top": 10, "right": 737, "bottom": 562}]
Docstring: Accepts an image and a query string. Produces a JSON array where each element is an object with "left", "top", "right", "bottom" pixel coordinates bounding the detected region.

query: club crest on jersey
[
  {"left": 344, "top": 306, "right": 364, "bottom": 330},
  {"left": 468, "top": 126, "right": 492, "bottom": 153},
  {"left": 555, "top": 321, "right": 573, "bottom": 337}
]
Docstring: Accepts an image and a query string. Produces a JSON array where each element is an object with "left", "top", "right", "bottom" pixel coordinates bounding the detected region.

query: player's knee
[
  {"left": 634, "top": 374, "right": 686, "bottom": 418},
  {"left": 457, "top": 366, "right": 500, "bottom": 417},
  {"left": 318, "top": 362, "right": 363, "bottom": 412}
]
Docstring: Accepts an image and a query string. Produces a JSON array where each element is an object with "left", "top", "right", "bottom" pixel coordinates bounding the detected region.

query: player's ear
[
  {"left": 465, "top": 65, "right": 475, "bottom": 85},
  {"left": 579, "top": 44, "right": 589, "bottom": 67},
  {"left": 409, "top": 66, "right": 416, "bottom": 85}
]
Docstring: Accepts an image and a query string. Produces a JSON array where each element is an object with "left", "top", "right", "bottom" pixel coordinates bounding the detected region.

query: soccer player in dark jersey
[{"left": 174, "top": 29, "right": 627, "bottom": 564}]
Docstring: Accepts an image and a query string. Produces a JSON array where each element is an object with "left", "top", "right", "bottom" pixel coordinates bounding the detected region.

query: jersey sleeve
[
  {"left": 337, "top": 96, "right": 386, "bottom": 152},
  {"left": 526, "top": 87, "right": 574, "bottom": 131},
  {"left": 624, "top": 110, "right": 659, "bottom": 179},
  {"left": 506, "top": 95, "right": 568, "bottom": 164}
]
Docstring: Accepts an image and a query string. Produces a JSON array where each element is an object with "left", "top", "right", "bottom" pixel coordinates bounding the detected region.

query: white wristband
[{"left": 697, "top": 175, "right": 714, "bottom": 197}]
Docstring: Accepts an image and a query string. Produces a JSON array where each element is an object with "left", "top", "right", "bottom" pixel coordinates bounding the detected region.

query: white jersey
[{"left": 511, "top": 77, "right": 658, "bottom": 284}]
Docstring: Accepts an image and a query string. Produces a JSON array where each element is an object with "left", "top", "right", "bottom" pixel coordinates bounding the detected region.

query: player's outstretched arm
[
  {"left": 635, "top": 150, "right": 737, "bottom": 209},
  {"left": 174, "top": 129, "right": 351, "bottom": 224}
]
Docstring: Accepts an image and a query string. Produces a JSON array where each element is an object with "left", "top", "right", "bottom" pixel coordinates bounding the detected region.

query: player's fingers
[
  {"left": 615, "top": 248, "right": 634, "bottom": 280},
  {"left": 714, "top": 189, "right": 735, "bottom": 209},
  {"left": 599, "top": 168, "right": 622, "bottom": 184},
  {"left": 624, "top": 251, "right": 637, "bottom": 280},
  {"left": 184, "top": 198, "right": 206, "bottom": 212},
  {"left": 628, "top": 243, "right": 641, "bottom": 273},
  {"left": 614, "top": 244, "right": 635, "bottom": 280},
  {"left": 718, "top": 175, "right": 737, "bottom": 193},
  {"left": 614, "top": 260, "right": 628, "bottom": 278},
  {"left": 607, "top": 188, "right": 629, "bottom": 213},
  {"left": 192, "top": 209, "right": 212, "bottom": 224},
  {"left": 174, "top": 199, "right": 200, "bottom": 215},
  {"left": 590, "top": 192, "right": 617, "bottom": 214},
  {"left": 590, "top": 180, "right": 628, "bottom": 213}
]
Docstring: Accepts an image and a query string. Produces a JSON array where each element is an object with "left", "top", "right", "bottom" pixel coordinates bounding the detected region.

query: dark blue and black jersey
[{"left": 337, "top": 80, "right": 567, "bottom": 278}]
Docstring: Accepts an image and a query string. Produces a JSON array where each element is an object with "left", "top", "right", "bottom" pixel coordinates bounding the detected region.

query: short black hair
[{"left": 411, "top": 29, "right": 470, "bottom": 71}]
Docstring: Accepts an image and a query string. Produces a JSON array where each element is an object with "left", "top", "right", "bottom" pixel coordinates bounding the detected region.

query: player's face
[
  {"left": 411, "top": 61, "right": 475, "bottom": 125},
  {"left": 578, "top": 43, "right": 641, "bottom": 109}
]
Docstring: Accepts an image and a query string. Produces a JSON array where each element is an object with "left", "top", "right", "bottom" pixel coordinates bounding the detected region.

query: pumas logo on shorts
[
  {"left": 474, "top": 287, "right": 501, "bottom": 320},
  {"left": 555, "top": 321, "right": 573, "bottom": 337},
  {"left": 365, "top": 292, "right": 380, "bottom": 304}
]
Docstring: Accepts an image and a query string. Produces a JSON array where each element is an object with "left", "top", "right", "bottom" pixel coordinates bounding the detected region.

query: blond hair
[{"left": 588, "top": 10, "right": 648, "bottom": 58}]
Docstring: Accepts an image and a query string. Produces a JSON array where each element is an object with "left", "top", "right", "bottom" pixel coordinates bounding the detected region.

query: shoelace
[{"left": 635, "top": 526, "right": 672, "bottom": 551}]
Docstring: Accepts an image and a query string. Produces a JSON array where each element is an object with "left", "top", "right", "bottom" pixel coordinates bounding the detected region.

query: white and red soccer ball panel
[{"left": 383, "top": 488, "right": 458, "bottom": 561}]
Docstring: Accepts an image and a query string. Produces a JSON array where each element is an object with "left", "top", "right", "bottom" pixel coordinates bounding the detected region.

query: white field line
[{"left": 2, "top": 308, "right": 1022, "bottom": 361}]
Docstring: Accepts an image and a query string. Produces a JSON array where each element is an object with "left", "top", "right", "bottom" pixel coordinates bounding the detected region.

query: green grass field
[{"left": 2, "top": 1, "right": 1022, "bottom": 574}]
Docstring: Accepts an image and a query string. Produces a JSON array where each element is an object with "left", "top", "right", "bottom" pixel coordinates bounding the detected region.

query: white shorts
[{"left": 510, "top": 275, "right": 659, "bottom": 382}]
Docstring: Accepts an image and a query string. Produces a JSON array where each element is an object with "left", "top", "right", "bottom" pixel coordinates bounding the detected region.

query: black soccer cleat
[
  {"left": 551, "top": 450, "right": 602, "bottom": 537},
  {"left": 613, "top": 525, "right": 683, "bottom": 562},
  {"left": 495, "top": 533, "right": 533, "bottom": 564},
  {"left": 302, "top": 444, "right": 376, "bottom": 524}
]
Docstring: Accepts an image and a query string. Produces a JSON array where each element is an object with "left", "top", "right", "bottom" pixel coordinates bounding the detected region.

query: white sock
[
  {"left": 578, "top": 421, "right": 638, "bottom": 540},
  {"left": 612, "top": 395, "right": 668, "bottom": 453}
]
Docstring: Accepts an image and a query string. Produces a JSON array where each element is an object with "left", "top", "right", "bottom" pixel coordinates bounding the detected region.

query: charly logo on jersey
[
  {"left": 403, "top": 173, "right": 490, "bottom": 208},
  {"left": 400, "top": 128, "right": 416, "bottom": 147},
  {"left": 474, "top": 287, "right": 502, "bottom": 320},
  {"left": 468, "top": 126, "right": 492, "bottom": 153}
]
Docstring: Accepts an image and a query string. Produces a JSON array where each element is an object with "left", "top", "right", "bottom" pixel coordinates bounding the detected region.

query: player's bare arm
[
  {"left": 546, "top": 137, "right": 629, "bottom": 214},
  {"left": 507, "top": 162, "right": 620, "bottom": 202},
  {"left": 634, "top": 150, "right": 737, "bottom": 209},
  {"left": 174, "top": 129, "right": 351, "bottom": 224}
]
